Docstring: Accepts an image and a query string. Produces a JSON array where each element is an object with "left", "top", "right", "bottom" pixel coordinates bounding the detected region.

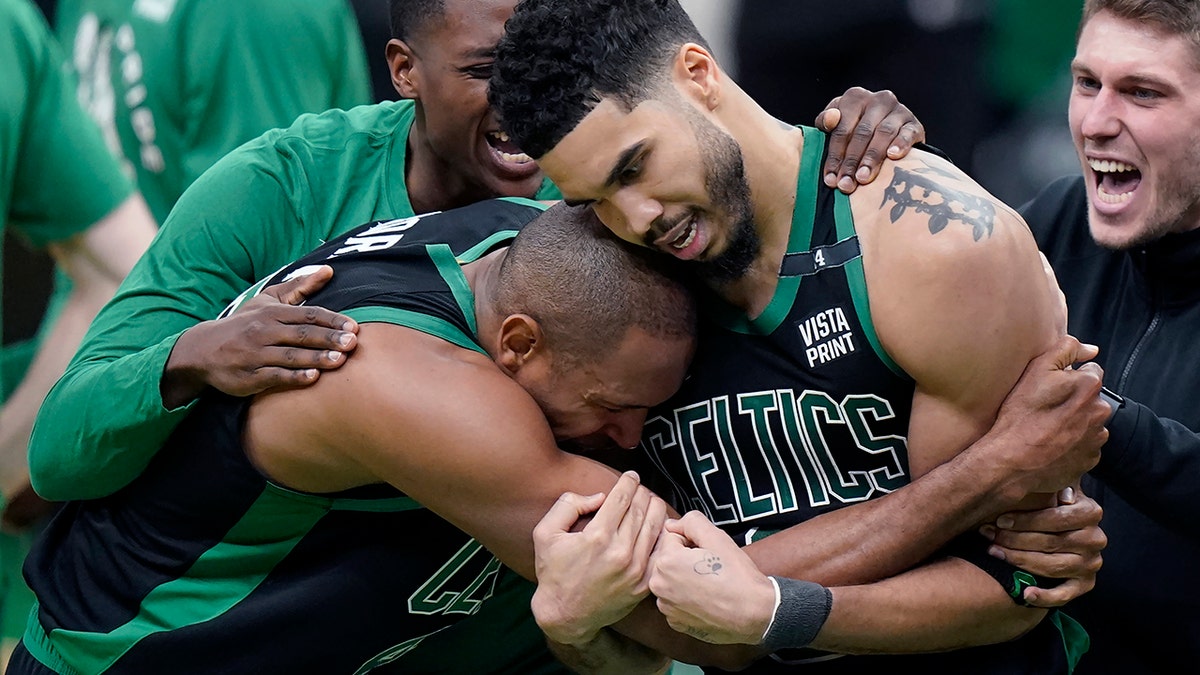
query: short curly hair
[{"left": 489, "top": 0, "right": 709, "bottom": 159}]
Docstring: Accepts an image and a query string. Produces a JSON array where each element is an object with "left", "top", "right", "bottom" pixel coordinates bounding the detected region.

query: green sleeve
[
  {"left": 2, "top": 0, "right": 132, "bottom": 245},
  {"left": 176, "top": 0, "right": 372, "bottom": 189},
  {"left": 28, "top": 138, "right": 328, "bottom": 500}
]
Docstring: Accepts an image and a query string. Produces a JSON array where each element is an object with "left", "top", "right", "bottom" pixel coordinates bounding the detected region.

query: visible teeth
[
  {"left": 1088, "top": 158, "right": 1136, "bottom": 173},
  {"left": 488, "top": 131, "right": 532, "bottom": 163},
  {"left": 671, "top": 221, "right": 696, "bottom": 250},
  {"left": 1097, "top": 186, "right": 1134, "bottom": 203},
  {"left": 498, "top": 150, "right": 532, "bottom": 164}
]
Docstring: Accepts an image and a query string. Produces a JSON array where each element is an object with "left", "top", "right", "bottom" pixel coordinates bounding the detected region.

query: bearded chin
[{"left": 692, "top": 214, "right": 759, "bottom": 283}]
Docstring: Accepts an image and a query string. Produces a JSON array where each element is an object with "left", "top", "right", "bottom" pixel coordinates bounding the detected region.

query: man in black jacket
[{"left": 992, "top": 1, "right": 1200, "bottom": 672}]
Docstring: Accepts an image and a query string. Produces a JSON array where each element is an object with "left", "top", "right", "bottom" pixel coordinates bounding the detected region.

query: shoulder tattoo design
[{"left": 881, "top": 161, "right": 995, "bottom": 241}]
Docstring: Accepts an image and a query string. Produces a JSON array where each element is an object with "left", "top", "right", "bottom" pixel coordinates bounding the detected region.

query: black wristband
[{"left": 761, "top": 577, "right": 833, "bottom": 651}]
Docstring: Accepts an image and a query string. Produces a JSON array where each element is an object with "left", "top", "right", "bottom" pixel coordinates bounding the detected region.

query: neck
[
  {"left": 463, "top": 248, "right": 510, "bottom": 358},
  {"left": 712, "top": 84, "right": 804, "bottom": 317}
]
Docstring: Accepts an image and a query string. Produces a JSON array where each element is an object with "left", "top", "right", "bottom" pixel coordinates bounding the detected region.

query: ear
[
  {"left": 494, "top": 314, "right": 546, "bottom": 376},
  {"left": 673, "top": 43, "right": 721, "bottom": 111},
  {"left": 386, "top": 38, "right": 420, "bottom": 99}
]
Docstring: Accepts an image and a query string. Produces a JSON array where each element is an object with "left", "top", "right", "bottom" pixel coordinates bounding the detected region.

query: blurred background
[{"left": 6, "top": 0, "right": 1084, "bottom": 345}]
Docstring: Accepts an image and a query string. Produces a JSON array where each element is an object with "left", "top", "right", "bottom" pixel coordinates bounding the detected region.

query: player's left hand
[
  {"left": 649, "top": 511, "right": 776, "bottom": 645},
  {"left": 980, "top": 485, "right": 1106, "bottom": 607},
  {"left": 815, "top": 87, "right": 925, "bottom": 194},
  {"left": 530, "top": 471, "right": 667, "bottom": 645}
]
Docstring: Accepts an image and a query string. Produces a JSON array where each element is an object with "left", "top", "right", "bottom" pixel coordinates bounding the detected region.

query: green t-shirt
[
  {"left": 11, "top": 0, "right": 371, "bottom": 407},
  {"left": 30, "top": 99, "right": 562, "bottom": 500},
  {"left": 54, "top": 0, "right": 373, "bottom": 223},
  {"left": 0, "top": 0, "right": 132, "bottom": 398}
]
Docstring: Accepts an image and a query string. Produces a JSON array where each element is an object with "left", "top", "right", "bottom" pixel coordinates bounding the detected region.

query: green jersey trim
[
  {"left": 534, "top": 179, "right": 563, "bottom": 201},
  {"left": 426, "top": 244, "right": 480, "bottom": 337},
  {"left": 342, "top": 306, "right": 485, "bottom": 357},
  {"left": 1051, "top": 610, "right": 1090, "bottom": 674},
  {"left": 456, "top": 231, "right": 519, "bottom": 264},
  {"left": 497, "top": 196, "right": 552, "bottom": 211},
  {"left": 711, "top": 126, "right": 825, "bottom": 335},
  {"left": 26, "top": 487, "right": 329, "bottom": 673},
  {"left": 832, "top": 191, "right": 906, "bottom": 379},
  {"left": 261, "top": 482, "right": 422, "bottom": 513}
]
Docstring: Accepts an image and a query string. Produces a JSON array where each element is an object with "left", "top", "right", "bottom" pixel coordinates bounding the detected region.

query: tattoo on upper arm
[
  {"left": 693, "top": 553, "right": 723, "bottom": 575},
  {"left": 881, "top": 162, "right": 995, "bottom": 241}
]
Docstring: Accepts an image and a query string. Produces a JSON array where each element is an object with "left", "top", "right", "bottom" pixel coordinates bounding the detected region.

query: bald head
[{"left": 493, "top": 202, "right": 696, "bottom": 366}]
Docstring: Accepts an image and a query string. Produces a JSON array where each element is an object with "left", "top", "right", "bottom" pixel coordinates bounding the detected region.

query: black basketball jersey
[
  {"left": 22, "top": 199, "right": 567, "bottom": 675},
  {"left": 643, "top": 127, "right": 913, "bottom": 543},
  {"left": 641, "top": 130, "right": 1072, "bottom": 674}
]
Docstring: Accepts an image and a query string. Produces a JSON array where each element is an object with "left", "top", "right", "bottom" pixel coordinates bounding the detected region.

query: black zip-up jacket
[{"left": 1020, "top": 175, "right": 1200, "bottom": 675}]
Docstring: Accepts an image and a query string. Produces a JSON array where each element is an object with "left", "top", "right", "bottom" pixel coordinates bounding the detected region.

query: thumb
[
  {"left": 1043, "top": 335, "right": 1099, "bottom": 370},
  {"left": 265, "top": 265, "right": 335, "bottom": 305},
  {"left": 673, "top": 511, "right": 737, "bottom": 553},
  {"left": 816, "top": 105, "right": 842, "bottom": 132},
  {"left": 535, "top": 491, "right": 606, "bottom": 537}
]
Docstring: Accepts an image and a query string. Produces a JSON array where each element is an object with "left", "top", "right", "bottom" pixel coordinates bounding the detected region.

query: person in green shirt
[
  {"left": 55, "top": 0, "right": 373, "bottom": 224},
  {"left": 0, "top": 0, "right": 157, "bottom": 667}
]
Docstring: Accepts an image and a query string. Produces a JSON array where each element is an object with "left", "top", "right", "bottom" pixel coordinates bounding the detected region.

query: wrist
[
  {"left": 760, "top": 577, "right": 832, "bottom": 651},
  {"left": 544, "top": 622, "right": 603, "bottom": 648},
  {"left": 160, "top": 326, "right": 209, "bottom": 409},
  {"left": 533, "top": 591, "right": 603, "bottom": 647},
  {"left": 956, "top": 430, "right": 1029, "bottom": 510}
]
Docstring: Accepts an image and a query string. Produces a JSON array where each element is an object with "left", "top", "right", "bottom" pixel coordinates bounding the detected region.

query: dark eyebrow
[{"left": 604, "top": 141, "right": 647, "bottom": 189}]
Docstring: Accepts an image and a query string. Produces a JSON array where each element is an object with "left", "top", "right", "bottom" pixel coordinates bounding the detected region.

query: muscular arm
[
  {"left": 244, "top": 325, "right": 768, "bottom": 669},
  {"left": 735, "top": 151, "right": 1102, "bottom": 630}
]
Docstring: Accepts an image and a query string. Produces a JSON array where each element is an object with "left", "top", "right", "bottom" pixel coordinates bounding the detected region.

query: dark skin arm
[
  {"left": 245, "top": 324, "right": 762, "bottom": 669},
  {"left": 740, "top": 337, "right": 1108, "bottom": 589},
  {"left": 160, "top": 265, "right": 359, "bottom": 408}
]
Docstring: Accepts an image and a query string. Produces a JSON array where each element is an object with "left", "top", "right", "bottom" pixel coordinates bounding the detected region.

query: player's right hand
[
  {"left": 650, "top": 511, "right": 776, "bottom": 646},
  {"left": 815, "top": 86, "right": 925, "bottom": 194},
  {"left": 160, "top": 265, "right": 358, "bottom": 407},
  {"left": 531, "top": 471, "right": 666, "bottom": 646},
  {"left": 989, "top": 336, "right": 1109, "bottom": 500}
]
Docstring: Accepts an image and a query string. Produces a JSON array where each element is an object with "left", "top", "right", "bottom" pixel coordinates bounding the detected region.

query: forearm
[
  {"left": 611, "top": 601, "right": 765, "bottom": 671},
  {"left": 813, "top": 557, "right": 1045, "bottom": 654},
  {"left": 29, "top": 333, "right": 193, "bottom": 500},
  {"left": 0, "top": 280, "right": 115, "bottom": 498},
  {"left": 745, "top": 431, "right": 1022, "bottom": 585},
  {"left": 546, "top": 628, "right": 671, "bottom": 675},
  {"left": 1095, "top": 399, "right": 1200, "bottom": 538}
]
